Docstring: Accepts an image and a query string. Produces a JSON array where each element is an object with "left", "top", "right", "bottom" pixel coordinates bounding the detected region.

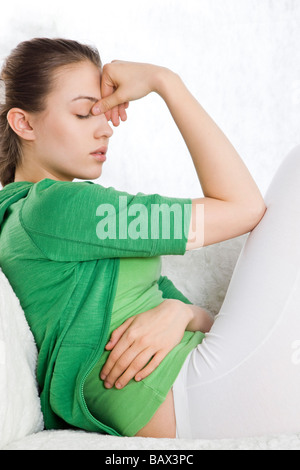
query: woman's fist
[{"left": 92, "top": 60, "right": 169, "bottom": 126}]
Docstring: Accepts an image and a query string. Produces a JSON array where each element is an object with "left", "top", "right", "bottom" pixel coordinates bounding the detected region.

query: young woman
[{"left": 1, "top": 38, "right": 296, "bottom": 440}]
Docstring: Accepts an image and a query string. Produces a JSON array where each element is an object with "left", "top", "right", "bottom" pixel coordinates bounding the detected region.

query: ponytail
[{"left": 0, "top": 94, "right": 22, "bottom": 186}]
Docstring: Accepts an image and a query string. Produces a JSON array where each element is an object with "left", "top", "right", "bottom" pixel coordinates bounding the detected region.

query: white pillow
[{"left": 0, "top": 270, "right": 44, "bottom": 449}]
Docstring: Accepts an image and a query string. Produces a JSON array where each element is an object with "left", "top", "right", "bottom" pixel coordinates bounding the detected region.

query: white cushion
[{"left": 0, "top": 270, "right": 43, "bottom": 449}]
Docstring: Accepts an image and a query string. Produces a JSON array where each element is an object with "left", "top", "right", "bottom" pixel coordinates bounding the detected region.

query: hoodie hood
[{"left": 0, "top": 182, "right": 33, "bottom": 227}]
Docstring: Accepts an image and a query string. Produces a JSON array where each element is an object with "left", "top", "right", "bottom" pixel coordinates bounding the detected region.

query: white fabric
[
  {"left": 3, "top": 429, "right": 300, "bottom": 450},
  {"left": 173, "top": 146, "right": 300, "bottom": 439},
  {"left": 0, "top": 270, "right": 44, "bottom": 449}
]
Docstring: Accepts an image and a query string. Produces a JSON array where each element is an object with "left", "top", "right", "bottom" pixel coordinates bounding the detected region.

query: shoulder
[
  {"left": 21, "top": 179, "right": 105, "bottom": 227},
  {"left": 29, "top": 178, "right": 129, "bottom": 202},
  {"left": 26, "top": 178, "right": 112, "bottom": 206},
  {"left": 21, "top": 179, "right": 134, "bottom": 227},
  {"left": 30, "top": 178, "right": 96, "bottom": 198}
]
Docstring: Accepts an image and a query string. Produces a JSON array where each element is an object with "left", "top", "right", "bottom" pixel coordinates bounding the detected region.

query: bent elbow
[{"left": 247, "top": 199, "right": 267, "bottom": 231}]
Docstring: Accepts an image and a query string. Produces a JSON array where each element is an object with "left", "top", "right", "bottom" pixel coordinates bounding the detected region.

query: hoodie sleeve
[
  {"left": 20, "top": 179, "right": 192, "bottom": 262},
  {"left": 158, "top": 275, "right": 192, "bottom": 304}
]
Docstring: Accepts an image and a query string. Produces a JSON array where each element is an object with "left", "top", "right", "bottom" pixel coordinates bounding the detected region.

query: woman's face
[{"left": 29, "top": 60, "right": 113, "bottom": 182}]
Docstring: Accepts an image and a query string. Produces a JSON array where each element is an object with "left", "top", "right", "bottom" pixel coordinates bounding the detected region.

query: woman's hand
[
  {"left": 92, "top": 60, "right": 170, "bottom": 126},
  {"left": 100, "top": 299, "right": 193, "bottom": 390}
]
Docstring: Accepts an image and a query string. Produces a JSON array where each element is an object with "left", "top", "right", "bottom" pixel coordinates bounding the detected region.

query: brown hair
[{"left": 0, "top": 38, "right": 102, "bottom": 186}]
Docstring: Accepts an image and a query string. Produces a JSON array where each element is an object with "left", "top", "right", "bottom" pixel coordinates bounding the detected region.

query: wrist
[
  {"left": 186, "top": 305, "right": 214, "bottom": 333},
  {"left": 162, "top": 298, "right": 193, "bottom": 328},
  {"left": 151, "top": 66, "right": 182, "bottom": 97}
]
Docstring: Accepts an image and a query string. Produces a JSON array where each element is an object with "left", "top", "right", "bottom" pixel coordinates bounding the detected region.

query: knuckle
[
  {"left": 126, "top": 329, "right": 137, "bottom": 343},
  {"left": 102, "top": 63, "right": 111, "bottom": 73},
  {"left": 101, "top": 100, "right": 112, "bottom": 113},
  {"left": 117, "top": 90, "right": 126, "bottom": 104},
  {"left": 116, "top": 356, "right": 128, "bottom": 371},
  {"left": 108, "top": 350, "right": 119, "bottom": 364},
  {"left": 131, "top": 356, "right": 145, "bottom": 370},
  {"left": 138, "top": 335, "right": 149, "bottom": 348}
]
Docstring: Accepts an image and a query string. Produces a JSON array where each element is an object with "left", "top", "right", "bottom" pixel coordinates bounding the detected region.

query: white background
[{"left": 1, "top": 0, "right": 299, "bottom": 198}]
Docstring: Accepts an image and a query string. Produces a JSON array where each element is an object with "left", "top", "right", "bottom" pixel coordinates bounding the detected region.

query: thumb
[{"left": 92, "top": 91, "right": 123, "bottom": 116}]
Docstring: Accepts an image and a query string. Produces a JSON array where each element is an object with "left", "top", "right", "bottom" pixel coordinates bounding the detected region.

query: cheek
[
  {"left": 34, "top": 112, "right": 90, "bottom": 165},
  {"left": 39, "top": 117, "right": 77, "bottom": 150},
  {"left": 53, "top": 118, "right": 89, "bottom": 150}
]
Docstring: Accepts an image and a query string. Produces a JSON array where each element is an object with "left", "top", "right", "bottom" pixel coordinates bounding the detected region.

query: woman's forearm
[
  {"left": 153, "top": 68, "right": 266, "bottom": 247},
  {"left": 154, "top": 69, "right": 261, "bottom": 205},
  {"left": 186, "top": 305, "right": 214, "bottom": 333}
]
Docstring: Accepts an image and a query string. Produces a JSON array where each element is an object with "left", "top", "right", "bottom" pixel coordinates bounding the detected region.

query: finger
[
  {"left": 103, "top": 343, "right": 144, "bottom": 388},
  {"left": 105, "top": 317, "right": 135, "bottom": 351},
  {"left": 114, "top": 348, "right": 155, "bottom": 389},
  {"left": 111, "top": 105, "right": 120, "bottom": 127},
  {"left": 101, "top": 319, "right": 136, "bottom": 380},
  {"left": 92, "top": 90, "right": 125, "bottom": 116},
  {"left": 92, "top": 99, "right": 128, "bottom": 120},
  {"left": 100, "top": 344, "right": 130, "bottom": 382},
  {"left": 134, "top": 350, "right": 165, "bottom": 382},
  {"left": 119, "top": 103, "right": 128, "bottom": 122},
  {"left": 104, "top": 109, "right": 112, "bottom": 122}
]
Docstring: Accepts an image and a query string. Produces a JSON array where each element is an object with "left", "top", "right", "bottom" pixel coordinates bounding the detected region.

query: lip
[{"left": 90, "top": 146, "right": 108, "bottom": 162}]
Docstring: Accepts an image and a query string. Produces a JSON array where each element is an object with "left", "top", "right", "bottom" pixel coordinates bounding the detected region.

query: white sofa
[{"left": 1, "top": 235, "right": 300, "bottom": 450}]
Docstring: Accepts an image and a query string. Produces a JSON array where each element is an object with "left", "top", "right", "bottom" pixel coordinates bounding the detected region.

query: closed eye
[{"left": 76, "top": 113, "right": 92, "bottom": 120}]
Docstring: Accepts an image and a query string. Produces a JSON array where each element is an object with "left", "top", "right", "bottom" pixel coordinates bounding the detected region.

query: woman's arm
[
  {"left": 153, "top": 69, "right": 266, "bottom": 248},
  {"left": 93, "top": 61, "right": 266, "bottom": 249}
]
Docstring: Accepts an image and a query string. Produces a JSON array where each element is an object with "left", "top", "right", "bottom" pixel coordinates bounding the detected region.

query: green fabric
[
  {"left": 84, "top": 256, "right": 204, "bottom": 436},
  {"left": 0, "top": 178, "right": 195, "bottom": 435}
]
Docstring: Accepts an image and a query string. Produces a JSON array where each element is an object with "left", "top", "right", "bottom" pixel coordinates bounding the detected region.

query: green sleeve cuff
[{"left": 158, "top": 275, "right": 192, "bottom": 305}]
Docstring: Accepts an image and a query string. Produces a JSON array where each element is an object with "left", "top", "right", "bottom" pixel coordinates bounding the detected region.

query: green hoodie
[{"left": 0, "top": 178, "right": 197, "bottom": 435}]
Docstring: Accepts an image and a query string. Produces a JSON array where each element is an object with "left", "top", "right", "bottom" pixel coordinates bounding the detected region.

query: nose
[{"left": 94, "top": 113, "right": 114, "bottom": 139}]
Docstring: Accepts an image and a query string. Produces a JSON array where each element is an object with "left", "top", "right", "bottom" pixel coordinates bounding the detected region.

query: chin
[{"left": 76, "top": 167, "right": 103, "bottom": 181}]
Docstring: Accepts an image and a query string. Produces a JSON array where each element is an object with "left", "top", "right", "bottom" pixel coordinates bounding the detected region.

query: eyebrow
[{"left": 71, "top": 96, "right": 99, "bottom": 103}]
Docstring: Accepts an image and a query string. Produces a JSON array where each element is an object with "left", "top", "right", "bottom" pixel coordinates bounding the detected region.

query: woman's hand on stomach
[{"left": 100, "top": 299, "right": 194, "bottom": 390}]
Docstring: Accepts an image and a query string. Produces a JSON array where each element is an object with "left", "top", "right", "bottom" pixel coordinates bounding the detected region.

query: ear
[{"left": 6, "top": 108, "right": 36, "bottom": 141}]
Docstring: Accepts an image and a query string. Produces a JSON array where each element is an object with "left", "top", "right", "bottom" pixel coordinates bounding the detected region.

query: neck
[
  {"left": 14, "top": 166, "right": 48, "bottom": 183},
  {"left": 14, "top": 161, "right": 72, "bottom": 184}
]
